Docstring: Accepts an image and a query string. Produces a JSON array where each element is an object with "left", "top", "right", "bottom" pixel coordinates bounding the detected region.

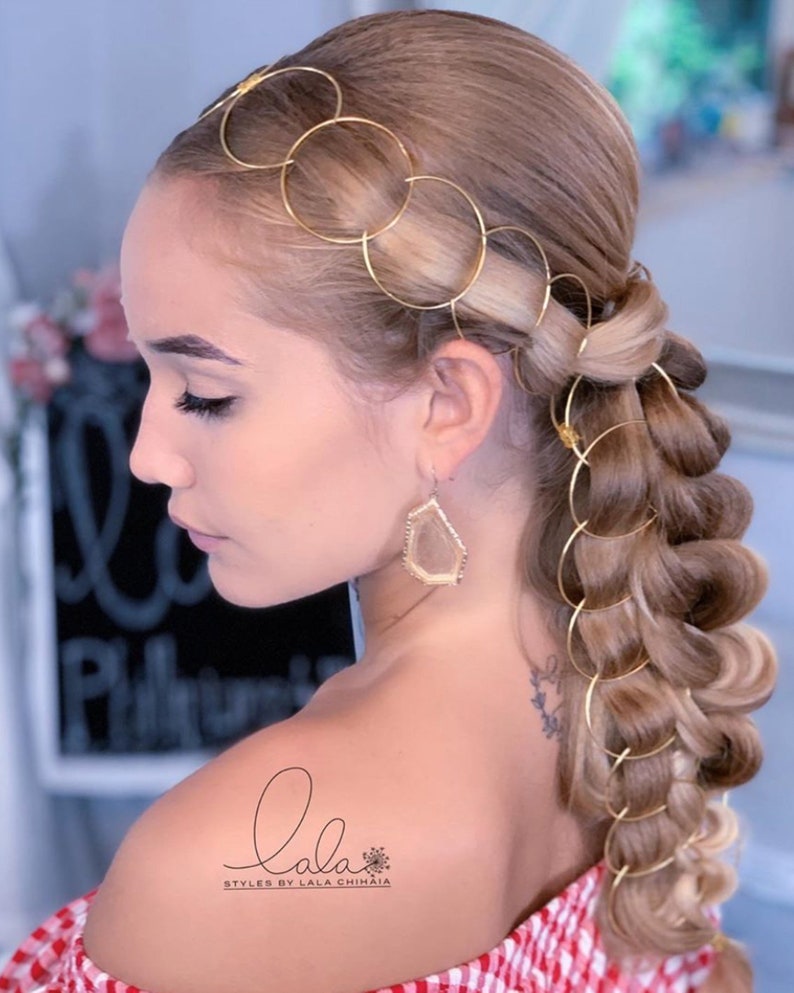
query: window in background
[{"left": 607, "top": 0, "right": 774, "bottom": 170}]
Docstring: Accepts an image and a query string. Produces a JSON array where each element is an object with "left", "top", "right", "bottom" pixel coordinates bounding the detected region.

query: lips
[
  {"left": 168, "top": 511, "right": 226, "bottom": 541},
  {"left": 186, "top": 529, "right": 227, "bottom": 553}
]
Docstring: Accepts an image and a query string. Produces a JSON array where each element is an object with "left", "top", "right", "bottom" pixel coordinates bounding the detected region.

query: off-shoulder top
[{"left": 0, "top": 862, "right": 716, "bottom": 993}]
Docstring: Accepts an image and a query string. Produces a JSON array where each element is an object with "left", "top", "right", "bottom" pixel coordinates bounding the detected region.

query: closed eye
[{"left": 173, "top": 389, "right": 236, "bottom": 419}]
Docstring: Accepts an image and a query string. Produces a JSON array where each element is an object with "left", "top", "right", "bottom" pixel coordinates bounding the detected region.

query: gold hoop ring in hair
[
  {"left": 565, "top": 599, "right": 649, "bottom": 681},
  {"left": 712, "top": 932, "right": 729, "bottom": 953},
  {"left": 510, "top": 344, "right": 545, "bottom": 397},
  {"left": 604, "top": 809, "right": 677, "bottom": 879},
  {"left": 550, "top": 375, "right": 590, "bottom": 463},
  {"left": 485, "top": 225, "right": 553, "bottom": 329},
  {"left": 361, "top": 175, "right": 488, "bottom": 311},
  {"left": 217, "top": 66, "right": 345, "bottom": 170},
  {"left": 648, "top": 360, "right": 680, "bottom": 400},
  {"left": 606, "top": 864, "right": 632, "bottom": 937},
  {"left": 628, "top": 260, "right": 653, "bottom": 283},
  {"left": 553, "top": 412, "right": 583, "bottom": 452},
  {"left": 604, "top": 749, "right": 668, "bottom": 822},
  {"left": 606, "top": 823, "right": 704, "bottom": 938},
  {"left": 279, "top": 116, "right": 415, "bottom": 244},
  {"left": 605, "top": 816, "right": 704, "bottom": 878},
  {"left": 568, "top": 420, "right": 659, "bottom": 540},
  {"left": 557, "top": 521, "right": 635, "bottom": 612},
  {"left": 552, "top": 363, "right": 680, "bottom": 463},
  {"left": 197, "top": 64, "right": 273, "bottom": 121},
  {"left": 550, "top": 272, "right": 594, "bottom": 356},
  {"left": 584, "top": 673, "right": 677, "bottom": 761}
]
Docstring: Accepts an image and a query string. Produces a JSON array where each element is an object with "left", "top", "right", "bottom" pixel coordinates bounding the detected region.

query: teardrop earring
[{"left": 401, "top": 467, "right": 468, "bottom": 586}]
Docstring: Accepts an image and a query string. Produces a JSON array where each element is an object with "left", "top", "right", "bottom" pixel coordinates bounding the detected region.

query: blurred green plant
[{"left": 607, "top": 0, "right": 767, "bottom": 149}]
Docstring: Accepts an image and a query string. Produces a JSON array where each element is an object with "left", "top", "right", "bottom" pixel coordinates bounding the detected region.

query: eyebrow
[{"left": 135, "top": 333, "right": 246, "bottom": 366}]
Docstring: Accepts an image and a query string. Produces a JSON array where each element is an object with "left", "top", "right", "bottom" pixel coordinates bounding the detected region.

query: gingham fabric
[{"left": 0, "top": 862, "right": 716, "bottom": 993}]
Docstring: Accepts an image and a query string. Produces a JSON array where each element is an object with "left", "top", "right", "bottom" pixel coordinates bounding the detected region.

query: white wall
[
  {"left": 771, "top": 0, "right": 794, "bottom": 60},
  {"left": 635, "top": 169, "right": 794, "bottom": 365},
  {"left": 0, "top": 0, "right": 349, "bottom": 300}
]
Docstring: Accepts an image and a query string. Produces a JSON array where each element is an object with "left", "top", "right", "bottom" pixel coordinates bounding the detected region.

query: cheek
[{"left": 219, "top": 403, "right": 382, "bottom": 523}]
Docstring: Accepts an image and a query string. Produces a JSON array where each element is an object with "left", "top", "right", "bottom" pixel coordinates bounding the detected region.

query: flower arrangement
[{"left": 2, "top": 263, "right": 139, "bottom": 486}]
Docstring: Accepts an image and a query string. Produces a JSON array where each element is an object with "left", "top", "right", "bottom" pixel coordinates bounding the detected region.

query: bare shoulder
[{"left": 82, "top": 700, "right": 510, "bottom": 993}]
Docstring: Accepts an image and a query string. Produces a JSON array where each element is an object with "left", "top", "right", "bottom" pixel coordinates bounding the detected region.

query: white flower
[
  {"left": 43, "top": 356, "right": 70, "bottom": 385},
  {"left": 7, "top": 302, "right": 42, "bottom": 335},
  {"left": 69, "top": 307, "right": 95, "bottom": 336},
  {"left": 0, "top": 362, "right": 15, "bottom": 436}
]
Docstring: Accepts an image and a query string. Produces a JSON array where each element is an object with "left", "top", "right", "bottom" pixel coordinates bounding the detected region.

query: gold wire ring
[
  {"left": 649, "top": 360, "right": 680, "bottom": 400},
  {"left": 361, "top": 174, "right": 488, "bottom": 310},
  {"left": 217, "top": 66, "right": 344, "bottom": 170},
  {"left": 485, "top": 225, "right": 553, "bottom": 329},
  {"left": 566, "top": 599, "right": 650, "bottom": 681},
  {"left": 556, "top": 521, "right": 634, "bottom": 612},
  {"left": 280, "top": 116, "right": 415, "bottom": 244},
  {"left": 551, "top": 359, "right": 679, "bottom": 465},
  {"left": 568, "top": 419, "right": 658, "bottom": 539},
  {"left": 511, "top": 344, "right": 539, "bottom": 396},
  {"left": 712, "top": 932, "right": 729, "bottom": 953},
  {"left": 604, "top": 749, "right": 668, "bottom": 822},
  {"left": 607, "top": 864, "right": 631, "bottom": 936},
  {"left": 606, "top": 793, "right": 668, "bottom": 825},
  {"left": 550, "top": 374, "right": 589, "bottom": 463},
  {"left": 584, "top": 673, "right": 677, "bottom": 761},
  {"left": 628, "top": 260, "right": 653, "bottom": 283},
  {"left": 449, "top": 299, "right": 467, "bottom": 340},
  {"left": 604, "top": 811, "right": 676, "bottom": 878},
  {"left": 198, "top": 64, "right": 273, "bottom": 122},
  {"left": 605, "top": 816, "right": 704, "bottom": 878},
  {"left": 550, "top": 272, "right": 594, "bottom": 335},
  {"left": 552, "top": 358, "right": 679, "bottom": 478},
  {"left": 505, "top": 343, "right": 544, "bottom": 397}
]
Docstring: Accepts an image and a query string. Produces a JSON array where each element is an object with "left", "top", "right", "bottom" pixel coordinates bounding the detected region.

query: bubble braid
[{"left": 197, "top": 64, "right": 726, "bottom": 953}]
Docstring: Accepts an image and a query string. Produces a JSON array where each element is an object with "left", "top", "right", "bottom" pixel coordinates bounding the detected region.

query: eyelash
[{"left": 173, "top": 389, "right": 237, "bottom": 420}]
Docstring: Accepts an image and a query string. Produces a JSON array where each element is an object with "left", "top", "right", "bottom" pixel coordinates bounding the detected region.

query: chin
[
  {"left": 208, "top": 568, "right": 279, "bottom": 609},
  {"left": 206, "top": 559, "right": 337, "bottom": 609}
]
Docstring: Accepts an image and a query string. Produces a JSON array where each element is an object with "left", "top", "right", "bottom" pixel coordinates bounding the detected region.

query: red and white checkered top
[{"left": 0, "top": 862, "right": 716, "bottom": 993}]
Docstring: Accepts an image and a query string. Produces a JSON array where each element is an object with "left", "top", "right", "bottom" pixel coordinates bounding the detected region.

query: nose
[{"left": 129, "top": 392, "right": 195, "bottom": 489}]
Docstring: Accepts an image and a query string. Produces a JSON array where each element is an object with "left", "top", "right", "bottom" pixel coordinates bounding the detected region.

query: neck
[{"left": 352, "top": 484, "right": 558, "bottom": 686}]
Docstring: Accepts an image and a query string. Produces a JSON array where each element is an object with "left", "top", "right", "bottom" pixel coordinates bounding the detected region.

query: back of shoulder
[{"left": 82, "top": 711, "right": 501, "bottom": 993}]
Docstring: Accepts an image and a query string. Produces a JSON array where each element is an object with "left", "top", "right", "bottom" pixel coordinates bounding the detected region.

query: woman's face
[{"left": 120, "top": 177, "right": 418, "bottom": 608}]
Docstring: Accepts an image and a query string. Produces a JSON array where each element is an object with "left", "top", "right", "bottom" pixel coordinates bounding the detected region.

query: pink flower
[
  {"left": 72, "top": 268, "right": 97, "bottom": 290},
  {"left": 77, "top": 263, "right": 139, "bottom": 363},
  {"left": 25, "top": 313, "right": 70, "bottom": 360},
  {"left": 9, "top": 357, "right": 67, "bottom": 404}
]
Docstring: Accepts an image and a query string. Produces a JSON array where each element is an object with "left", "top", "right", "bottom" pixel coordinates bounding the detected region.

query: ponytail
[{"left": 521, "top": 287, "right": 778, "bottom": 980}]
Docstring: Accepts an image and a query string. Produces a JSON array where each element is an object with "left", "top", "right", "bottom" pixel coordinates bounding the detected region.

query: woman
[{"left": 0, "top": 9, "right": 777, "bottom": 993}]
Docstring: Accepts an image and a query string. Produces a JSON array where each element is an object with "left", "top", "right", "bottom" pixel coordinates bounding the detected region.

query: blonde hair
[{"left": 152, "top": 8, "right": 777, "bottom": 981}]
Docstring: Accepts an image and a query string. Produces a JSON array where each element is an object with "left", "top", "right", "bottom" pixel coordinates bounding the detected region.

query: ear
[{"left": 419, "top": 337, "right": 504, "bottom": 478}]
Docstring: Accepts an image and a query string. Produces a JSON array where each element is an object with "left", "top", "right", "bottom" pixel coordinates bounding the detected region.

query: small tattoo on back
[{"left": 529, "top": 653, "right": 563, "bottom": 740}]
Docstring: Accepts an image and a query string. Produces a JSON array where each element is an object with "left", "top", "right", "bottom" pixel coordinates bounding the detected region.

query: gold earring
[{"left": 402, "top": 467, "right": 468, "bottom": 586}]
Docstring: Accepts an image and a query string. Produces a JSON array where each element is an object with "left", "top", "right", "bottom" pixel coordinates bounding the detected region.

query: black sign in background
[{"left": 47, "top": 348, "right": 356, "bottom": 758}]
